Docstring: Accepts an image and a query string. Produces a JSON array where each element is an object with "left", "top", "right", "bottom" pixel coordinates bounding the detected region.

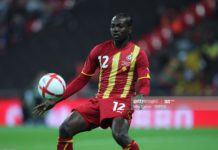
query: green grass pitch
[{"left": 0, "top": 127, "right": 217, "bottom": 150}]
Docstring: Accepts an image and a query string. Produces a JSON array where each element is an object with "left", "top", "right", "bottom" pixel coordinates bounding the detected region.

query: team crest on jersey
[
  {"left": 122, "top": 61, "right": 130, "bottom": 67},
  {"left": 121, "top": 53, "right": 132, "bottom": 70},
  {"left": 126, "top": 54, "right": 132, "bottom": 61}
]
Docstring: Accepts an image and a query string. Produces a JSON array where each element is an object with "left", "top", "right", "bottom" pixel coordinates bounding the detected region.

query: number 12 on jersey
[
  {"left": 113, "top": 101, "right": 125, "bottom": 112},
  {"left": 98, "top": 55, "right": 109, "bottom": 68}
]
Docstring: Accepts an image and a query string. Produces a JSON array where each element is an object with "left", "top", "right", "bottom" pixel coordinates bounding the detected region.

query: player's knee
[
  {"left": 59, "top": 121, "right": 73, "bottom": 138},
  {"left": 112, "top": 131, "right": 128, "bottom": 142}
]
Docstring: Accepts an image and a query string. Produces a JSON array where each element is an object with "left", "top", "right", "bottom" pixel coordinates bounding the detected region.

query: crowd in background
[
  {"left": 152, "top": 18, "right": 218, "bottom": 96},
  {"left": 0, "top": 0, "right": 76, "bottom": 55}
]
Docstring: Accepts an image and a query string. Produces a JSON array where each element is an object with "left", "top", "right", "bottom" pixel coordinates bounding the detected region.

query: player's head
[{"left": 110, "top": 13, "right": 132, "bottom": 42}]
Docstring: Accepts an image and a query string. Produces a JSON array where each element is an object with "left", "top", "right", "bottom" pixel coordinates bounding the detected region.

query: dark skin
[
  {"left": 33, "top": 15, "right": 133, "bottom": 148},
  {"left": 110, "top": 16, "right": 132, "bottom": 48}
]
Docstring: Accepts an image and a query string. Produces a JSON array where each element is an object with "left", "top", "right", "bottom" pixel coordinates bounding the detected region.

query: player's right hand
[{"left": 32, "top": 100, "right": 56, "bottom": 117}]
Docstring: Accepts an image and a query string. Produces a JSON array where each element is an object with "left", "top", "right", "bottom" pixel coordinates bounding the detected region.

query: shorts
[{"left": 72, "top": 98, "right": 133, "bottom": 129}]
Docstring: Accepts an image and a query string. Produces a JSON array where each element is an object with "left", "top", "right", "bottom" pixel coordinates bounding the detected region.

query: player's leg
[
  {"left": 57, "top": 111, "right": 90, "bottom": 150},
  {"left": 111, "top": 117, "right": 139, "bottom": 150}
]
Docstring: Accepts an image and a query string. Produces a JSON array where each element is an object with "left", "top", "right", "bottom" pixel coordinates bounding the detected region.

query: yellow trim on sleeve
[
  {"left": 138, "top": 74, "right": 150, "bottom": 80},
  {"left": 81, "top": 71, "right": 94, "bottom": 76}
]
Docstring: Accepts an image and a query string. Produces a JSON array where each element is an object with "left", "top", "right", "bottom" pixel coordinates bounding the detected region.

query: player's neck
[{"left": 113, "top": 38, "right": 130, "bottom": 49}]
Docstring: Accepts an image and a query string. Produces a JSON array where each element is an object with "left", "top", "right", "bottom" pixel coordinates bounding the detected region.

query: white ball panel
[
  {"left": 38, "top": 73, "right": 66, "bottom": 100},
  {"left": 47, "top": 78, "right": 65, "bottom": 95}
]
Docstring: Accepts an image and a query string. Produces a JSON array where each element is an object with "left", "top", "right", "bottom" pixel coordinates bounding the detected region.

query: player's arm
[
  {"left": 136, "top": 50, "right": 150, "bottom": 96},
  {"left": 33, "top": 46, "right": 100, "bottom": 116},
  {"left": 138, "top": 77, "right": 150, "bottom": 96},
  {"left": 58, "top": 45, "right": 99, "bottom": 102},
  {"left": 32, "top": 73, "right": 92, "bottom": 116},
  {"left": 60, "top": 73, "right": 92, "bottom": 100}
]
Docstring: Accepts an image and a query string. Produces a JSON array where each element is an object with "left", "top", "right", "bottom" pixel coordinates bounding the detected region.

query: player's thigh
[
  {"left": 111, "top": 117, "right": 130, "bottom": 136},
  {"left": 99, "top": 98, "right": 132, "bottom": 128},
  {"left": 59, "top": 111, "right": 90, "bottom": 136}
]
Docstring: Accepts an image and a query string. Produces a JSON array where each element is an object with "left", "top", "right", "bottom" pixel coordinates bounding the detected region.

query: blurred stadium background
[{"left": 0, "top": 0, "right": 218, "bottom": 150}]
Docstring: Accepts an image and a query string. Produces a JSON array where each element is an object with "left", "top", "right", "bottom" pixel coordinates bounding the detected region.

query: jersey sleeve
[
  {"left": 136, "top": 49, "right": 150, "bottom": 80},
  {"left": 81, "top": 45, "right": 100, "bottom": 76}
]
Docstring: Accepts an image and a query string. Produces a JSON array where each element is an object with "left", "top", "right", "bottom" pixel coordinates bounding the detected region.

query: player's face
[{"left": 110, "top": 17, "right": 131, "bottom": 42}]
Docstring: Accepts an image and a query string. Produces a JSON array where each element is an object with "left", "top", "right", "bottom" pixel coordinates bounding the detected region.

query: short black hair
[{"left": 113, "top": 13, "right": 133, "bottom": 26}]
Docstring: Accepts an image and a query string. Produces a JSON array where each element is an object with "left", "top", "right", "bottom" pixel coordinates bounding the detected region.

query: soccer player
[{"left": 33, "top": 13, "right": 150, "bottom": 150}]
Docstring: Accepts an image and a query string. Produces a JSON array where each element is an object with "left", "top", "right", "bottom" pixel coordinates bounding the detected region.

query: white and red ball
[{"left": 38, "top": 73, "right": 66, "bottom": 100}]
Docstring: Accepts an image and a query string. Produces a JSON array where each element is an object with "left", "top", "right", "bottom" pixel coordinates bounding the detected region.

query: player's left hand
[{"left": 32, "top": 100, "right": 56, "bottom": 117}]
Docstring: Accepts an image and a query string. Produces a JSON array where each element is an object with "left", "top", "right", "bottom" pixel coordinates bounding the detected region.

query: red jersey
[{"left": 82, "top": 40, "right": 150, "bottom": 99}]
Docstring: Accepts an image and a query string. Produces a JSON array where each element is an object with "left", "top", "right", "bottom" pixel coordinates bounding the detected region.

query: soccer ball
[{"left": 38, "top": 73, "right": 66, "bottom": 100}]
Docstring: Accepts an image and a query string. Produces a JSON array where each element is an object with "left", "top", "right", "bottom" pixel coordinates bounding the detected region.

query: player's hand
[{"left": 32, "top": 100, "right": 56, "bottom": 117}]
